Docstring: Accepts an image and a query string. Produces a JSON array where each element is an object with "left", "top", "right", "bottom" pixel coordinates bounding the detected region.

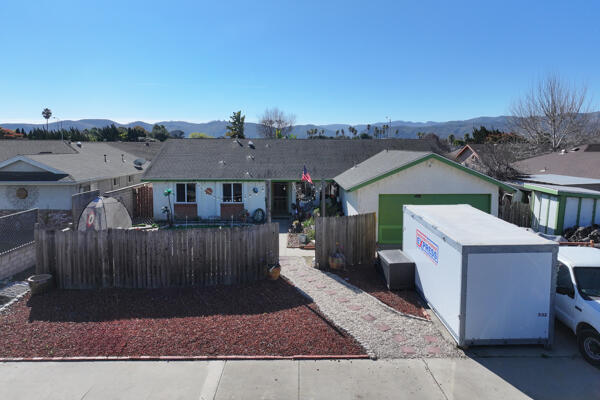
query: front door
[{"left": 272, "top": 182, "right": 289, "bottom": 216}]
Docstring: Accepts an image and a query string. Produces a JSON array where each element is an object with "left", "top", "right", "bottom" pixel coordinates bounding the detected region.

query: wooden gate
[
  {"left": 134, "top": 185, "right": 153, "bottom": 218},
  {"left": 315, "top": 213, "right": 376, "bottom": 269}
]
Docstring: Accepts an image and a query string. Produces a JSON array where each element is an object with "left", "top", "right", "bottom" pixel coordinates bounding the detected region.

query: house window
[
  {"left": 128, "top": 175, "right": 133, "bottom": 183},
  {"left": 113, "top": 178, "right": 119, "bottom": 186},
  {"left": 176, "top": 183, "right": 196, "bottom": 203},
  {"left": 223, "top": 183, "right": 242, "bottom": 203}
]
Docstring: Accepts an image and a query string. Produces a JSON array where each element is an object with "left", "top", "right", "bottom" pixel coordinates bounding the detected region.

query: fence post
[{"left": 266, "top": 180, "right": 272, "bottom": 223}]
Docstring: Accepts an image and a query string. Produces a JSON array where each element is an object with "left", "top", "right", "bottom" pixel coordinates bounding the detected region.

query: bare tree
[
  {"left": 510, "top": 75, "right": 597, "bottom": 151},
  {"left": 258, "top": 107, "right": 296, "bottom": 138},
  {"left": 468, "top": 143, "right": 525, "bottom": 181}
]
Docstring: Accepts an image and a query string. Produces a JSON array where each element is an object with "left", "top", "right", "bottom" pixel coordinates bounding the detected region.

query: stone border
[
  {"left": 0, "top": 354, "right": 370, "bottom": 362},
  {"left": 0, "top": 284, "right": 30, "bottom": 314}
]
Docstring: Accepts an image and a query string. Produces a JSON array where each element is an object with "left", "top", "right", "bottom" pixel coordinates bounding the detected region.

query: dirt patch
[
  {"left": 329, "top": 265, "right": 428, "bottom": 319},
  {"left": 0, "top": 279, "right": 365, "bottom": 358}
]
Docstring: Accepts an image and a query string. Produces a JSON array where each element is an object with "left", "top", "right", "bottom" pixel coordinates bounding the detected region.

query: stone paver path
[{"left": 280, "top": 256, "right": 462, "bottom": 359}]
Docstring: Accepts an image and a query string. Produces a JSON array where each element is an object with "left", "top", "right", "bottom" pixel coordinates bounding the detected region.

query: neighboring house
[
  {"left": 514, "top": 144, "right": 600, "bottom": 182},
  {"left": 0, "top": 140, "right": 150, "bottom": 226},
  {"left": 143, "top": 138, "right": 443, "bottom": 222},
  {"left": 334, "top": 150, "right": 514, "bottom": 245},
  {"left": 510, "top": 144, "right": 600, "bottom": 234},
  {"left": 452, "top": 144, "right": 486, "bottom": 168}
]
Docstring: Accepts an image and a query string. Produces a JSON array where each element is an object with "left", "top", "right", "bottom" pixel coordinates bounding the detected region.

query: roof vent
[
  {"left": 104, "top": 154, "right": 107, "bottom": 162},
  {"left": 247, "top": 155, "right": 255, "bottom": 160},
  {"left": 245, "top": 171, "right": 252, "bottom": 177},
  {"left": 121, "top": 154, "right": 125, "bottom": 162},
  {"left": 218, "top": 160, "right": 226, "bottom": 166},
  {"left": 248, "top": 140, "right": 255, "bottom": 149},
  {"left": 560, "top": 149, "right": 567, "bottom": 154},
  {"left": 133, "top": 158, "right": 146, "bottom": 170},
  {"left": 265, "top": 143, "right": 270, "bottom": 148},
  {"left": 235, "top": 139, "right": 243, "bottom": 147},
  {"left": 76, "top": 141, "right": 82, "bottom": 148},
  {"left": 38, "top": 151, "right": 52, "bottom": 154}
]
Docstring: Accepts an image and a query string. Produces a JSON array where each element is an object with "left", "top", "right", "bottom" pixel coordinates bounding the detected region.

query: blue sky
[{"left": 1, "top": 0, "right": 599, "bottom": 125}]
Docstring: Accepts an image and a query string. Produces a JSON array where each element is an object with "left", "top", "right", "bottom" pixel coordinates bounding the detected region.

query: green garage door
[{"left": 378, "top": 194, "right": 491, "bottom": 245}]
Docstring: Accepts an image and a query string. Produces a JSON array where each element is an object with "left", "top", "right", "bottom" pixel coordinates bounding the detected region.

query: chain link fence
[{"left": 0, "top": 209, "right": 38, "bottom": 254}]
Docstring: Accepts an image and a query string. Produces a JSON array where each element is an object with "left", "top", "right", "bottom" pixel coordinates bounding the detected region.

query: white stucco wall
[
  {"left": 0, "top": 184, "right": 77, "bottom": 210},
  {"left": 152, "top": 181, "right": 267, "bottom": 220},
  {"left": 340, "top": 158, "right": 500, "bottom": 236}
]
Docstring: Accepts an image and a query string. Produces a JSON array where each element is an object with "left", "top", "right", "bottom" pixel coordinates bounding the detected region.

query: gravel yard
[
  {"left": 329, "top": 264, "right": 429, "bottom": 319},
  {"left": 0, "top": 279, "right": 365, "bottom": 358},
  {"left": 281, "top": 256, "right": 462, "bottom": 359}
]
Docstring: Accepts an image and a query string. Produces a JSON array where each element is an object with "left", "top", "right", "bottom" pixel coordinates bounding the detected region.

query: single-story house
[
  {"left": 509, "top": 144, "right": 600, "bottom": 234},
  {"left": 143, "top": 138, "right": 446, "bottom": 221},
  {"left": 144, "top": 139, "right": 511, "bottom": 243},
  {"left": 334, "top": 150, "right": 514, "bottom": 245},
  {"left": 0, "top": 140, "right": 153, "bottom": 225},
  {"left": 514, "top": 144, "right": 600, "bottom": 184},
  {"left": 525, "top": 182, "right": 600, "bottom": 235}
]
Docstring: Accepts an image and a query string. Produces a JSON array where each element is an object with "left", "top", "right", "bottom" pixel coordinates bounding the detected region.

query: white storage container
[{"left": 403, "top": 204, "right": 558, "bottom": 348}]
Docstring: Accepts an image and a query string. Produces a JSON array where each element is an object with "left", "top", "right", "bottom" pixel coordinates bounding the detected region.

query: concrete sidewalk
[{"left": 1, "top": 357, "right": 598, "bottom": 400}]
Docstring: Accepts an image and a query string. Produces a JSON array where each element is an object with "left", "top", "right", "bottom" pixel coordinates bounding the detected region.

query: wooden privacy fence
[
  {"left": 315, "top": 213, "right": 377, "bottom": 269},
  {"left": 35, "top": 223, "right": 279, "bottom": 289},
  {"left": 499, "top": 197, "right": 531, "bottom": 228}
]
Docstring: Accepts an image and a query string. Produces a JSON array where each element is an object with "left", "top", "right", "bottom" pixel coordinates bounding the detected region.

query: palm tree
[{"left": 42, "top": 108, "right": 52, "bottom": 132}]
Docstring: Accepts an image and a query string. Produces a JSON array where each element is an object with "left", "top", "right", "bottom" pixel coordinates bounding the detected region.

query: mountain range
[{"left": 1, "top": 116, "right": 519, "bottom": 139}]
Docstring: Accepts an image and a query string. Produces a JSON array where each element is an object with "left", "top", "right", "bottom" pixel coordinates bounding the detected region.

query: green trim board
[
  {"left": 346, "top": 153, "right": 515, "bottom": 193},
  {"left": 555, "top": 194, "right": 567, "bottom": 234},
  {"left": 523, "top": 183, "right": 600, "bottom": 200},
  {"left": 377, "top": 193, "right": 492, "bottom": 245}
]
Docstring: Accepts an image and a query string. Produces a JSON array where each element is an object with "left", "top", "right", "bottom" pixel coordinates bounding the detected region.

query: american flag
[{"left": 301, "top": 165, "right": 313, "bottom": 185}]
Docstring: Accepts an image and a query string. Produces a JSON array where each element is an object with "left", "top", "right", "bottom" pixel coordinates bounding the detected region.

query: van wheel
[{"left": 578, "top": 329, "right": 600, "bottom": 367}]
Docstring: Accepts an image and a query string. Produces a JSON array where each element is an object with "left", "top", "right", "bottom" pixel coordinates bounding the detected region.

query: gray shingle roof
[
  {"left": 334, "top": 150, "right": 430, "bottom": 190},
  {"left": 0, "top": 140, "right": 77, "bottom": 162},
  {"left": 107, "top": 142, "right": 164, "bottom": 161},
  {"left": 142, "top": 138, "right": 440, "bottom": 181},
  {"left": 513, "top": 144, "right": 600, "bottom": 179},
  {"left": 0, "top": 141, "right": 145, "bottom": 183}
]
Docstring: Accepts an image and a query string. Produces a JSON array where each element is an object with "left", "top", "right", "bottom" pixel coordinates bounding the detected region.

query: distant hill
[{"left": 4, "top": 113, "right": 597, "bottom": 139}]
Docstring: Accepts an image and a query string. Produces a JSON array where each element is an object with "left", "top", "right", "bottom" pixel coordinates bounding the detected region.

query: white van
[{"left": 556, "top": 246, "right": 600, "bottom": 366}]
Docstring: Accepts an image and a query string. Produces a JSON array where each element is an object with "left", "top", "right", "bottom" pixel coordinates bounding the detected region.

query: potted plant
[
  {"left": 268, "top": 263, "right": 281, "bottom": 280},
  {"left": 27, "top": 274, "right": 54, "bottom": 295}
]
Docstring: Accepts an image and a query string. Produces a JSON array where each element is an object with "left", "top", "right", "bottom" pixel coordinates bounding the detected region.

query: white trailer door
[{"left": 465, "top": 252, "right": 552, "bottom": 341}]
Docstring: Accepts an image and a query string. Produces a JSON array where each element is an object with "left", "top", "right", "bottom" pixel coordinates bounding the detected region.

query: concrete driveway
[{"left": 1, "top": 355, "right": 598, "bottom": 400}]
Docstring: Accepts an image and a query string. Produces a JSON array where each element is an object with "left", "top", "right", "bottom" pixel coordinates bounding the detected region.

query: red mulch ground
[
  {"left": 329, "top": 265, "right": 429, "bottom": 319},
  {"left": 0, "top": 279, "right": 365, "bottom": 358}
]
